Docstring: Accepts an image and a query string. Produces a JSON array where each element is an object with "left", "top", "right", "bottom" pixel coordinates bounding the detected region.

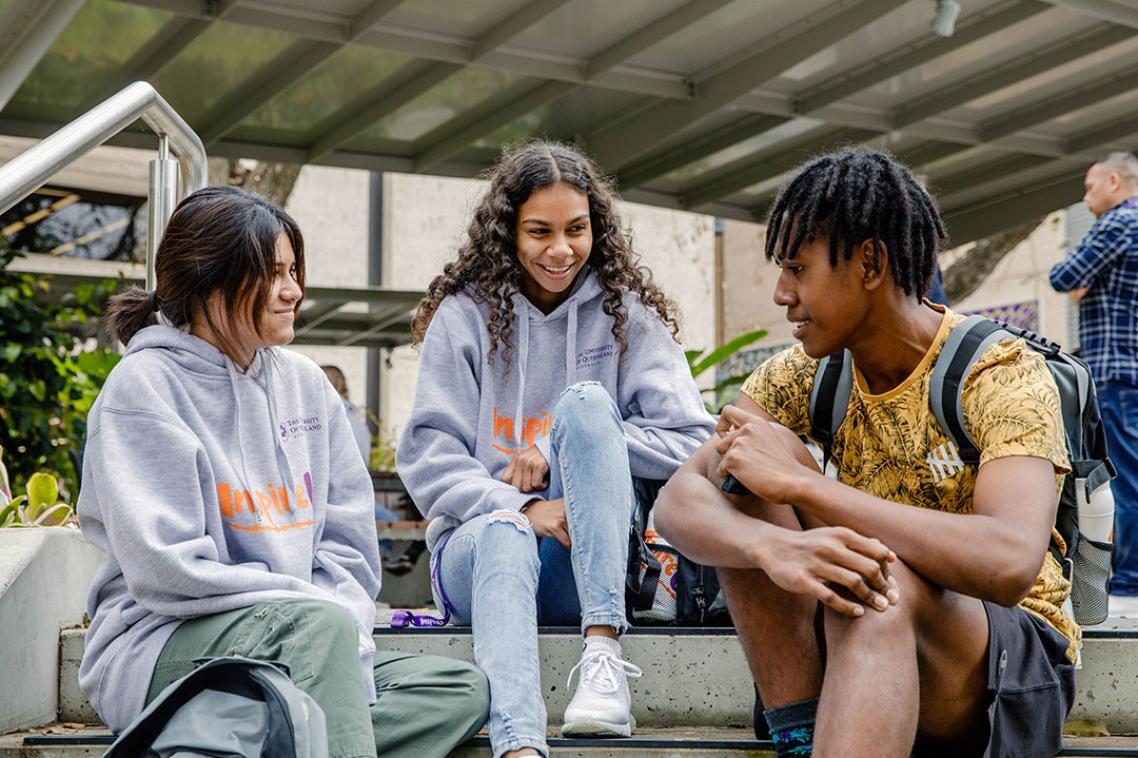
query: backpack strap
[
  {"left": 928, "top": 316, "right": 1009, "bottom": 466},
  {"left": 809, "top": 350, "right": 853, "bottom": 470}
]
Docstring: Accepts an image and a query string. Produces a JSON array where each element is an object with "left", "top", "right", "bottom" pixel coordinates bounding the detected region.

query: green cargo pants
[{"left": 146, "top": 598, "right": 489, "bottom": 758}]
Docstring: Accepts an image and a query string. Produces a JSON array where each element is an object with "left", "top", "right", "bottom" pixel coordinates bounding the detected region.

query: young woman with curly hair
[{"left": 397, "top": 141, "right": 714, "bottom": 757}]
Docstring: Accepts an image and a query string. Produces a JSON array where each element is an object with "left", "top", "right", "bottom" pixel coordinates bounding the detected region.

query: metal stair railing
[{"left": 0, "top": 81, "right": 207, "bottom": 288}]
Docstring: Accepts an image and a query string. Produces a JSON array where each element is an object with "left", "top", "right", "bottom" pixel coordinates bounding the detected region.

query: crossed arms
[{"left": 654, "top": 392, "right": 1059, "bottom": 616}]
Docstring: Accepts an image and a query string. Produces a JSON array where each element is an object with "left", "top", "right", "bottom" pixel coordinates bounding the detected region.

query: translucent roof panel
[
  {"left": 3, "top": 0, "right": 1138, "bottom": 245},
  {"left": 5, "top": 0, "right": 172, "bottom": 122},
  {"left": 150, "top": 21, "right": 297, "bottom": 124},
  {"left": 348, "top": 67, "right": 528, "bottom": 145},
  {"left": 237, "top": 46, "right": 416, "bottom": 140}
]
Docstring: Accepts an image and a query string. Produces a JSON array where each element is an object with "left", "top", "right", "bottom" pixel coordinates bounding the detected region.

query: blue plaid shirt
[{"left": 1050, "top": 196, "right": 1138, "bottom": 387}]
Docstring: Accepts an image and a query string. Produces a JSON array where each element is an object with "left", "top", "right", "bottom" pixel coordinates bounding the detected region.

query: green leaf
[
  {"left": 28, "top": 379, "right": 45, "bottom": 402},
  {"left": 34, "top": 502, "right": 73, "bottom": 527},
  {"left": 2, "top": 343, "right": 19, "bottom": 362},
  {"left": 26, "top": 472, "right": 59, "bottom": 517},
  {"left": 0, "top": 501, "right": 18, "bottom": 527},
  {"left": 689, "top": 328, "right": 768, "bottom": 378}
]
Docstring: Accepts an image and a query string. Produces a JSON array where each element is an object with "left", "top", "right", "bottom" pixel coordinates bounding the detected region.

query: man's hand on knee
[{"left": 757, "top": 526, "right": 900, "bottom": 618}]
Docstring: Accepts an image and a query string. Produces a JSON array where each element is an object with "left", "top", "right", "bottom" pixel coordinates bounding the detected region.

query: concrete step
[
  {"left": 57, "top": 614, "right": 1138, "bottom": 734},
  {"left": 6, "top": 725, "right": 1138, "bottom": 757}
]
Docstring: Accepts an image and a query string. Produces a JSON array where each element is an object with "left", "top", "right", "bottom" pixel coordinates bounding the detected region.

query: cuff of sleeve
[
  {"left": 486, "top": 486, "right": 537, "bottom": 514},
  {"left": 535, "top": 436, "right": 552, "bottom": 466}
]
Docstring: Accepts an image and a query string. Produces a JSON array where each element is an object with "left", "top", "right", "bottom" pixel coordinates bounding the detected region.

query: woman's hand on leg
[
  {"left": 502, "top": 445, "right": 550, "bottom": 492},
  {"left": 522, "top": 498, "right": 570, "bottom": 547}
]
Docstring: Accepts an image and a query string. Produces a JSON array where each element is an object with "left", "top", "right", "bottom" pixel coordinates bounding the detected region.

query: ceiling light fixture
[{"left": 931, "top": 0, "right": 961, "bottom": 37}]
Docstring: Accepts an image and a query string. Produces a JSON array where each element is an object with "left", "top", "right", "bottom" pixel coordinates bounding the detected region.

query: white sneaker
[
  {"left": 560, "top": 640, "right": 642, "bottom": 738},
  {"left": 1110, "top": 594, "right": 1138, "bottom": 618}
]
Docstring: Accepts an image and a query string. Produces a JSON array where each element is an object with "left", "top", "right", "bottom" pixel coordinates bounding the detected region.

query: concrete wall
[
  {"left": 0, "top": 529, "right": 103, "bottom": 733},
  {"left": 283, "top": 165, "right": 373, "bottom": 412}
]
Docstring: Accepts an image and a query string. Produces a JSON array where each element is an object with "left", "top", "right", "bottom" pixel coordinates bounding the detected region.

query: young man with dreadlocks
[{"left": 655, "top": 147, "right": 1077, "bottom": 758}]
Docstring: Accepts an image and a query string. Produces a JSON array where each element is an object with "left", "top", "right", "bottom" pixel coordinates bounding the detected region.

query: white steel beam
[
  {"left": 0, "top": 0, "right": 86, "bottom": 112},
  {"left": 616, "top": 113, "right": 790, "bottom": 189},
  {"left": 1042, "top": 0, "right": 1138, "bottom": 29},
  {"left": 470, "top": 0, "right": 573, "bottom": 61},
  {"left": 412, "top": 81, "right": 576, "bottom": 171},
  {"left": 941, "top": 166, "right": 1086, "bottom": 243},
  {"left": 794, "top": 1, "right": 1049, "bottom": 115},
  {"left": 194, "top": 0, "right": 411, "bottom": 146},
  {"left": 1067, "top": 111, "right": 1138, "bottom": 153},
  {"left": 585, "top": 0, "right": 736, "bottom": 79},
  {"left": 306, "top": 61, "right": 462, "bottom": 163},
  {"left": 412, "top": 1, "right": 734, "bottom": 172},
  {"left": 586, "top": 0, "right": 908, "bottom": 171},
  {"left": 981, "top": 65, "right": 1138, "bottom": 142},
  {"left": 891, "top": 23, "right": 1134, "bottom": 129},
  {"left": 349, "top": 0, "right": 407, "bottom": 40},
  {"left": 197, "top": 39, "right": 342, "bottom": 146},
  {"left": 679, "top": 126, "right": 879, "bottom": 209},
  {"left": 85, "top": 17, "right": 212, "bottom": 107}
]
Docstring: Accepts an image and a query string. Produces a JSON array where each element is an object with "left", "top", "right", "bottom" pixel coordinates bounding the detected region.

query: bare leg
[
  {"left": 718, "top": 494, "right": 823, "bottom": 708},
  {"left": 814, "top": 559, "right": 989, "bottom": 758}
]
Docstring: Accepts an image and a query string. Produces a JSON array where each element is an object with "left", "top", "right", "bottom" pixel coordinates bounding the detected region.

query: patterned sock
[{"left": 763, "top": 696, "right": 818, "bottom": 757}]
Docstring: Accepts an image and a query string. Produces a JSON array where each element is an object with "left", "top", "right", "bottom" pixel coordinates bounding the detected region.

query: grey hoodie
[
  {"left": 77, "top": 326, "right": 381, "bottom": 733},
  {"left": 398, "top": 270, "right": 715, "bottom": 549}
]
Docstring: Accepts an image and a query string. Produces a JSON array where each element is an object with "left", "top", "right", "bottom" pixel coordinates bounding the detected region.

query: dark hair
[
  {"left": 410, "top": 140, "right": 678, "bottom": 365},
  {"left": 764, "top": 147, "right": 945, "bottom": 299},
  {"left": 105, "top": 186, "right": 305, "bottom": 361}
]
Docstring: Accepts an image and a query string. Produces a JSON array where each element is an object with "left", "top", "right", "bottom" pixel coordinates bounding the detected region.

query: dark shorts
[
  {"left": 915, "top": 601, "right": 1076, "bottom": 757},
  {"left": 980, "top": 601, "right": 1076, "bottom": 758}
]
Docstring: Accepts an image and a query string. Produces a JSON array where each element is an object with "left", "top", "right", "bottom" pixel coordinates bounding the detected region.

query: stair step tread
[{"left": 7, "top": 725, "right": 1138, "bottom": 757}]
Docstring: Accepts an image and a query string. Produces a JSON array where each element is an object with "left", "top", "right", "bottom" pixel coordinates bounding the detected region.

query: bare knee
[{"left": 823, "top": 559, "right": 930, "bottom": 643}]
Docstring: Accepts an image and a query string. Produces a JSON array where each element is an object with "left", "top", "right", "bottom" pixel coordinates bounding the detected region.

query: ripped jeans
[{"left": 433, "top": 382, "right": 633, "bottom": 757}]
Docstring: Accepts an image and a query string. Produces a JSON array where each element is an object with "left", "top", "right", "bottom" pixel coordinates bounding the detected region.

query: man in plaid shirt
[{"left": 1050, "top": 151, "right": 1138, "bottom": 615}]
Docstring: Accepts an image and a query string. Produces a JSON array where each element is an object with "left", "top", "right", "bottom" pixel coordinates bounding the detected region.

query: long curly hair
[{"left": 410, "top": 141, "right": 679, "bottom": 366}]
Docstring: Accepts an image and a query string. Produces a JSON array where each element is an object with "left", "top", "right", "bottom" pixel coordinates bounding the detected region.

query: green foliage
[
  {"left": 0, "top": 247, "right": 120, "bottom": 496},
  {"left": 0, "top": 471, "right": 76, "bottom": 528},
  {"left": 368, "top": 420, "right": 399, "bottom": 473},
  {"left": 686, "top": 328, "right": 768, "bottom": 410}
]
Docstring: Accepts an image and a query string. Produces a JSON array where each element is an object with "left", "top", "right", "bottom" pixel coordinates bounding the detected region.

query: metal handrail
[{"left": 0, "top": 82, "right": 207, "bottom": 287}]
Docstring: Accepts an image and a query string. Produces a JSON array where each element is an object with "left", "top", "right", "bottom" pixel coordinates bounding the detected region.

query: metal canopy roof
[{"left": 2, "top": 0, "right": 1138, "bottom": 246}]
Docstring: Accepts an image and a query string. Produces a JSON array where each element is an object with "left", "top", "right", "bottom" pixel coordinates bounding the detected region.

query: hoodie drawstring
[
  {"left": 226, "top": 360, "right": 256, "bottom": 498},
  {"left": 566, "top": 299, "right": 578, "bottom": 388},
  {"left": 514, "top": 308, "right": 529, "bottom": 451}
]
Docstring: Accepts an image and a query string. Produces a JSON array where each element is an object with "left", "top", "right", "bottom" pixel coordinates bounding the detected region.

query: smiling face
[
  {"left": 514, "top": 181, "right": 592, "bottom": 313},
  {"left": 773, "top": 236, "right": 873, "bottom": 359},
  {"left": 199, "top": 232, "right": 303, "bottom": 367}
]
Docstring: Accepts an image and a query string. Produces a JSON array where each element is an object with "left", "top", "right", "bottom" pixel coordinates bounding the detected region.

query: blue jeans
[
  {"left": 1102, "top": 382, "right": 1138, "bottom": 595},
  {"left": 432, "top": 382, "right": 633, "bottom": 757}
]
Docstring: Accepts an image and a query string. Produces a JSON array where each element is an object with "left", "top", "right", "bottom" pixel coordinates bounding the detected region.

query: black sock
[{"left": 763, "top": 696, "right": 818, "bottom": 758}]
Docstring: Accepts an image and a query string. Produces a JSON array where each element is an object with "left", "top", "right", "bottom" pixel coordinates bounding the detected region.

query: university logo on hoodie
[{"left": 216, "top": 472, "right": 315, "bottom": 533}]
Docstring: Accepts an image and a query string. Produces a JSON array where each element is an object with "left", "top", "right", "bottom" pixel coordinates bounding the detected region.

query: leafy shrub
[{"left": 0, "top": 247, "right": 119, "bottom": 495}]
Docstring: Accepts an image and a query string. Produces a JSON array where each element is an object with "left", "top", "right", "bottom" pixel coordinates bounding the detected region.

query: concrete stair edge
[{"left": 57, "top": 626, "right": 1138, "bottom": 733}]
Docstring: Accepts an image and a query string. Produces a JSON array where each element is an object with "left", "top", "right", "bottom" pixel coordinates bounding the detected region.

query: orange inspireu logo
[
  {"left": 216, "top": 477, "right": 313, "bottom": 533},
  {"left": 491, "top": 406, "right": 551, "bottom": 455}
]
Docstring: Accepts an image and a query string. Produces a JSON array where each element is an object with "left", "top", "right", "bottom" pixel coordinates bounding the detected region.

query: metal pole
[
  {"left": 0, "top": 82, "right": 206, "bottom": 217},
  {"left": 147, "top": 135, "right": 179, "bottom": 291}
]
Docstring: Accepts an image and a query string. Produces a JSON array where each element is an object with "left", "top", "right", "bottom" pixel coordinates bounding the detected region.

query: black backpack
[
  {"left": 809, "top": 315, "right": 1116, "bottom": 626},
  {"left": 626, "top": 478, "right": 731, "bottom": 626}
]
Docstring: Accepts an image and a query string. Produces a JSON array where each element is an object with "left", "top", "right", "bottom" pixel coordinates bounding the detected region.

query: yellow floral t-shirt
[{"left": 741, "top": 306, "right": 1079, "bottom": 659}]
